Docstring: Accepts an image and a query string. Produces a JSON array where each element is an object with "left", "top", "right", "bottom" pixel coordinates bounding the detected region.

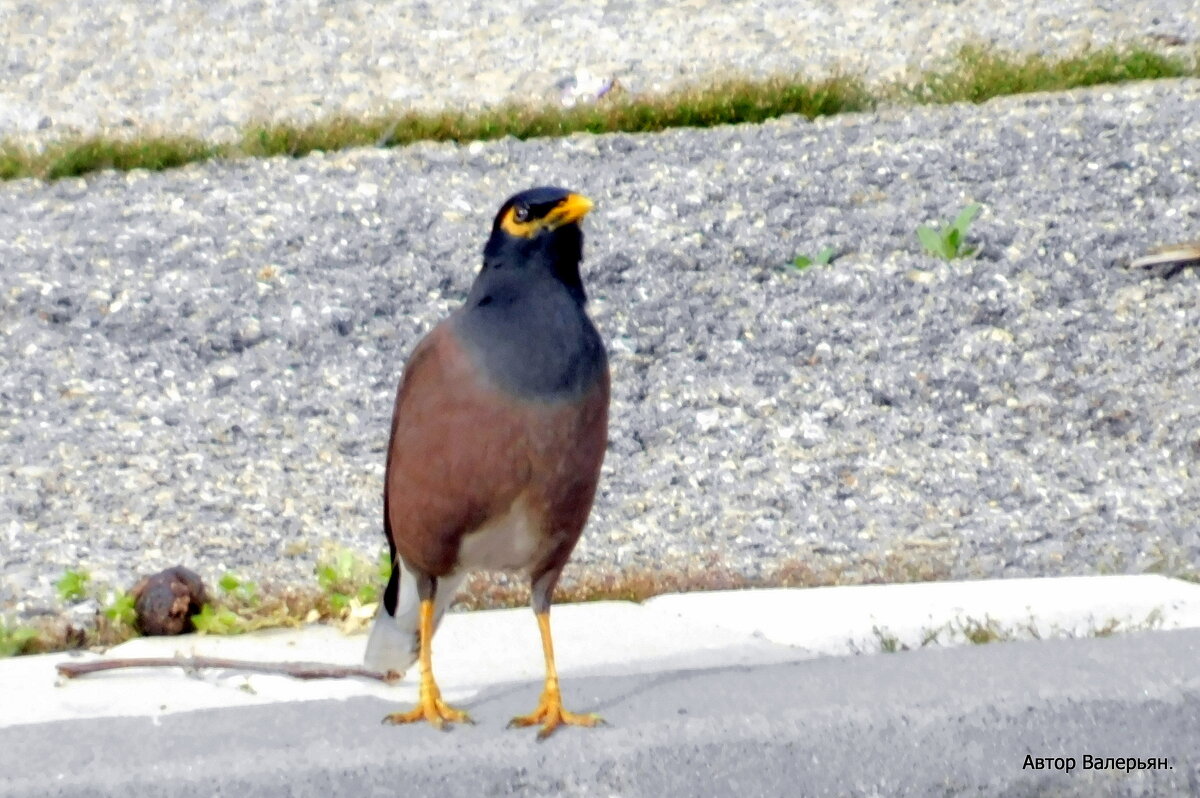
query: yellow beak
[{"left": 546, "top": 193, "right": 594, "bottom": 229}]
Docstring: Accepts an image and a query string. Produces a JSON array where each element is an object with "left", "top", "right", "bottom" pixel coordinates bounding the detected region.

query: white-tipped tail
[
  {"left": 363, "top": 556, "right": 466, "bottom": 676},
  {"left": 363, "top": 610, "right": 418, "bottom": 675}
]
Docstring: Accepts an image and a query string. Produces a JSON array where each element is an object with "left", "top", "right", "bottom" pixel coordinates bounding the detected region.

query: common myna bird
[{"left": 365, "top": 186, "right": 609, "bottom": 738}]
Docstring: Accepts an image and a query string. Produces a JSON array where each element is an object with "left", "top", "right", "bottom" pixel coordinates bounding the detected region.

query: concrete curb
[{"left": 3, "top": 575, "right": 1199, "bottom": 730}]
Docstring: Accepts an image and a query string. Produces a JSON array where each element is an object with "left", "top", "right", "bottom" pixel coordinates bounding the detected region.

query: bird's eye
[{"left": 512, "top": 204, "right": 529, "bottom": 223}]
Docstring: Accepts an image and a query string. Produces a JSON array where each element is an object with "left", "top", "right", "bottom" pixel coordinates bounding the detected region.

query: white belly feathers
[{"left": 457, "top": 493, "right": 546, "bottom": 572}]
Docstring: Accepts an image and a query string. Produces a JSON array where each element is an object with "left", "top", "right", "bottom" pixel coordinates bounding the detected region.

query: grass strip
[
  {"left": 6, "top": 542, "right": 1197, "bottom": 657},
  {"left": 3, "top": 548, "right": 955, "bottom": 657},
  {"left": 239, "top": 73, "right": 872, "bottom": 158},
  {"left": 0, "top": 43, "right": 1196, "bottom": 182},
  {"left": 904, "top": 43, "right": 1197, "bottom": 104}
]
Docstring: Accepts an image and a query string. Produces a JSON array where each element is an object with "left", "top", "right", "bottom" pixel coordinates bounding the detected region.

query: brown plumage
[
  {"left": 385, "top": 323, "right": 608, "bottom": 579},
  {"left": 366, "top": 187, "right": 609, "bottom": 738}
]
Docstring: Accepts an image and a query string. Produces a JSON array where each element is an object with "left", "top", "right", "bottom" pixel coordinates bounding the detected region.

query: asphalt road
[
  {"left": 6, "top": 79, "right": 1200, "bottom": 614},
  {"left": 3, "top": 629, "right": 1197, "bottom": 797}
]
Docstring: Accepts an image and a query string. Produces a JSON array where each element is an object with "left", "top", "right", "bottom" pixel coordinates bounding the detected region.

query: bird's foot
[
  {"left": 382, "top": 683, "right": 473, "bottom": 731},
  {"left": 507, "top": 689, "right": 604, "bottom": 740}
]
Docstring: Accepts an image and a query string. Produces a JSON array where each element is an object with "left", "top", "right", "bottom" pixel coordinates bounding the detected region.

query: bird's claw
[
  {"left": 508, "top": 694, "right": 604, "bottom": 740},
  {"left": 383, "top": 696, "right": 473, "bottom": 730}
]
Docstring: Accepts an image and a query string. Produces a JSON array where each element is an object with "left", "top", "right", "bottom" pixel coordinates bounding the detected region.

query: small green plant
[
  {"left": 957, "top": 615, "right": 1010, "bottom": 645},
  {"left": 102, "top": 591, "right": 138, "bottom": 628},
  {"left": 920, "top": 625, "right": 945, "bottom": 647},
  {"left": 219, "top": 572, "right": 259, "bottom": 603},
  {"left": 56, "top": 570, "right": 92, "bottom": 602},
  {"left": 0, "top": 618, "right": 38, "bottom": 657},
  {"left": 791, "top": 246, "right": 837, "bottom": 271},
  {"left": 186, "top": 572, "right": 265, "bottom": 635},
  {"left": 917, "top": 203, "right": 981, "bottom": 260},
  {"left": 316, "top": 546, "right": 381, "bottom": 613},
  {"left": 872, "top": 625, "right": 906, "bottom": 653},
  {"left": 191, "top": 604, "right": 248, "bottom": 635}
]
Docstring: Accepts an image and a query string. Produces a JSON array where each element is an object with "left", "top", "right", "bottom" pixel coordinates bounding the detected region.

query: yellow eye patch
[
  {"left": 499, "top": 207, "right": 546, "bottom": 238},
  {"left": 498, "top": 194, "right": 594, "bottom": 238}
]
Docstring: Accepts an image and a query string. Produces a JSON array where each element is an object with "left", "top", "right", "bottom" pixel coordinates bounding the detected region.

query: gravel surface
[
  {"left": 2, "top": 0, "right": 1199, "bottom": 146},
  {"left": 2, "top": 78, "right": 1199, "bottom": 615}
]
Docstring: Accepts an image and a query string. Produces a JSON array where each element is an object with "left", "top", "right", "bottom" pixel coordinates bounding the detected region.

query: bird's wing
[{"left": 384, "top": 321, "right": 535, "bottom": 575}]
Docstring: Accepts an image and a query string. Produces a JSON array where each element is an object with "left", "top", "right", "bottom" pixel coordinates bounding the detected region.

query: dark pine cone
[{"left": 129, "top": 566, "right": 209, "bottom": 636}]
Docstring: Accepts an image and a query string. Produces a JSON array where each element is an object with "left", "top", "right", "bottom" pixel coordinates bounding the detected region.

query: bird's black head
[{"left": 482, "top": 186, "right": 594, "bottom": 303}]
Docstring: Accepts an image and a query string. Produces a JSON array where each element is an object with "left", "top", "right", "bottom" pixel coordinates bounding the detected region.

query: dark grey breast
[{"left": 453, "top": 269, "right": 607, "bottom": 402}]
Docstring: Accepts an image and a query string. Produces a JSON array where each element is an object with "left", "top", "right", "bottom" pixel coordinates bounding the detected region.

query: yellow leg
[
  {"left": 382, "top": 598, "right": 472, "bottom": 730},
  {"left": 508, "top": 610, "right": 604, "bottom": 739}
]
